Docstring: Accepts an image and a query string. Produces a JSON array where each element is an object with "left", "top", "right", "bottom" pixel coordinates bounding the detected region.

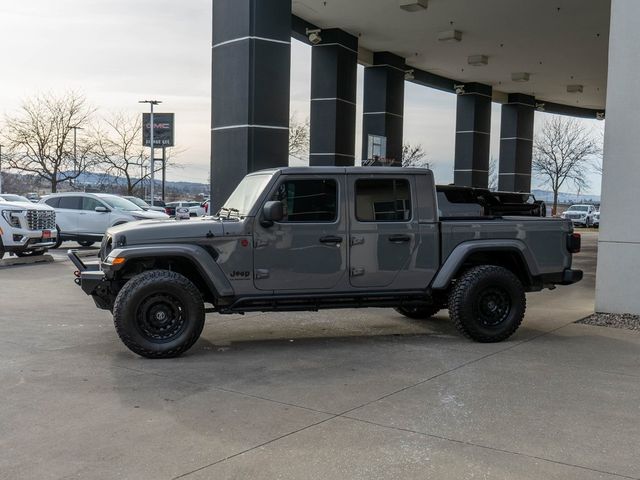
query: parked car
[
  {"left": 165, "top": 201, "right": 206, "bottom": 217},
  {"left": 40, "top": 193, "right": 169, "bottom": 248},
  {"left": 0, "top": 194, "right": 57, "bottom": 258},
  {"left": 124, "top": 196, "right": 166, "bottom": 213},
  {"left": 560, "top": 204, "right": 597, "bottom": 227},
  {"left": 71, "top": 166, "right": 582, "bottom": 358},
  {"left": 592, "top": 210, "right": 600, "bottom": 228}
]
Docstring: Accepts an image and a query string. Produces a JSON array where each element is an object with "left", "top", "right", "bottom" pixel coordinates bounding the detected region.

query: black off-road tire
[
  {"left": 78, "top": 240, "right": 95, "bottom": 247},
  {"left": 113, "top": 270, "right": 205, "bottom": 358},
  {"left": 448, "top": 265, "right": 526, "bottom": 343},
  {"left": 395, "top": 305, "right": 441, "bottom": 319},
  {"left": 52, "top": 227, "right": 63, "bottom": 249}
]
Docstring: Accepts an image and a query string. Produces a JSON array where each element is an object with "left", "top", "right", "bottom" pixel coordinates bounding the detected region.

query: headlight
[{"left": 1, "top": 210, "right": 25, "bottom": 228}]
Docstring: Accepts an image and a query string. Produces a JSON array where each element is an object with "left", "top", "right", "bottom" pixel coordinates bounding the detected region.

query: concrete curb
[{"left": 0, "top": 254, "right": 55, "bottom": 267}]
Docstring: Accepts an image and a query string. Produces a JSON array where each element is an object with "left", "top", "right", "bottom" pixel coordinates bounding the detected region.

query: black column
[
  {"left": 454, "top": 82, "right": 492, "bottom": 187},
  {"left": 309, "top": 29, "right": 358, "bottom": 166},
  {"left": 361, "top": 52, "right": 405, "bottom": 165},
  {"left": 498, "top": 93, "right": 535, "bottom": 192},
  {"left": 211, "top": 0, "right": 291, "bottom": 210}
]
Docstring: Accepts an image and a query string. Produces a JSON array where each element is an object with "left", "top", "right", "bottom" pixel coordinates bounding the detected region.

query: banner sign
[{"left": 143, "top": 112, "right": 174, "bottom": 147}]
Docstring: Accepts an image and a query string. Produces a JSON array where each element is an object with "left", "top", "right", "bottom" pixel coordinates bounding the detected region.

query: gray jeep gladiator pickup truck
[{"left": 69, "top": 167, "right": 582, "bottom": 358}]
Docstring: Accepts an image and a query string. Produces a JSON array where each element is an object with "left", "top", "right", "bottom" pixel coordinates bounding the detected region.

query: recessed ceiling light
[
  {"left": 467, "top": 55, "right": 488, "bottom": 66},
  {"left": 437, "top": 30, "right": 462, "bottom": 43},
  {"left": 511, "top": 72, "right": 530, "bottom": 82},
  {"left": 399, "top": 0, "right": 428, "bottom": 12},
  {"left": 567, "top": 84, "right": 584, "bottom": 93}
]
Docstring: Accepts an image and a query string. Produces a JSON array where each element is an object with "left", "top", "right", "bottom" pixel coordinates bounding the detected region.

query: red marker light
[{"left": 240, "top": 239, "right": 249, "bottom": 247}]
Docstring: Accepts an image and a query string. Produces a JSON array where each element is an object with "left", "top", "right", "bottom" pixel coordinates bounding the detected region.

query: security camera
[
  {"left": 454, "top": 84, "right": 465, "bottom": 95},
  {"left": 404, "top": 69, "right": 415, "bottom": 80},
  {"left": 596, "top": 112, "right": 605, "bottom": 121},
  {"left": 535, "top": 102, "right": 546, "bottom": 112},
  {"left": 306, "top": 28, "right": 322, "bottom": 45}
]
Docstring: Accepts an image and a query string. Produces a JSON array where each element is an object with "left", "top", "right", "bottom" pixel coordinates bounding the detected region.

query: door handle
[
  {"left": 319, "top": 235, "right": 342, "bottom": 244},
  {"left": 388, "top": 234, "right": 411, "bottom": 243}
]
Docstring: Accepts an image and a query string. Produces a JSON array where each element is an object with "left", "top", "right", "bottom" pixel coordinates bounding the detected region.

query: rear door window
[
  {"left": 355, "top": 178, "right": 411, "bottom": 222},
  {"left": 58, "top": 196, "right": 82, "bottom": 210}
]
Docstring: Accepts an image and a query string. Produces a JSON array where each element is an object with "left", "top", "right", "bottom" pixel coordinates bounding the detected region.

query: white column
[{"left": 595, "top": 0, "right": 640, "bottom": 314}]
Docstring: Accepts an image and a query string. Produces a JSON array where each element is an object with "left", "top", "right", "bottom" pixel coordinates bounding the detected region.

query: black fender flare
[
  {"left": 105, "top": 244, "right": 234, "bottom": 297},
  {"left": 431, "top": 239, "right": 541, "bottom": 290}
]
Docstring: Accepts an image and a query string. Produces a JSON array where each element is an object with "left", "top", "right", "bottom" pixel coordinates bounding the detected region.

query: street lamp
[{"left": 139, "top": 99, "right": 162, "bottom": 204}]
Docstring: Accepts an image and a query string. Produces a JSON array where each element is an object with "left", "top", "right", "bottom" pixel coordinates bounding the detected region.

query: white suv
[
  {"left": 560, "top": 204, "right": 597, "bottom": 227},
  {"left": 40, "top": 193, "right": 169, "bottom": 248},
  {"left": 0, "top": 194, "right": 57, "bottom": 258}
]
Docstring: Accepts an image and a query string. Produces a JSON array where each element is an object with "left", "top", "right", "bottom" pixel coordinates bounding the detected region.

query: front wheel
[
  {"left": 448, "top": 265, "right": 526, "bottom": 343},
  {"left": 113, "top": 270, "right": 205, "bottom": 358},
  {"left": 78, "top": 240, "right": 95, "bottom": 247}
]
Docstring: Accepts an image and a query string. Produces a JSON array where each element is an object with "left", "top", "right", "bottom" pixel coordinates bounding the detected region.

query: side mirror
[
  {"left": 95, "top": 206, "right": 110, "bottom": 213},
  {"left": 261, "top": 201, "right": 284, "bottom": 227}
]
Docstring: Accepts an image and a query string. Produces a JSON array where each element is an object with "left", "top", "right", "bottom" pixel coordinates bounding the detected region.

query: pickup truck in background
[
  {"left": 0, "top": 194, "right": 57, "bottom": 258},
  {"left": 70, "top": 167, "right": 582, "bottom": 358},
  {"left": 561, "top": 204, "right": 597, "bottom": 227}
]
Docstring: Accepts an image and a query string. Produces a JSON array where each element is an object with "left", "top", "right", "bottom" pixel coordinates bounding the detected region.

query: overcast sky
[{"left": 0, "top": 0, "right": 604, "bottom": 194}]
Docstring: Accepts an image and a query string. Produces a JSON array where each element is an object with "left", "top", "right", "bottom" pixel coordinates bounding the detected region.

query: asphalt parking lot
[{"left": 2, "top": 231, "right": 639, "bottom": 479}]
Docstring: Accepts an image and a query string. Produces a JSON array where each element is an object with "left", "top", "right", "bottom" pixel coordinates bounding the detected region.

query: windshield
[
  {"left": 568, "top": 205, "right": 589, "bottom": 212},
  {"left": 100, "top": 195, "right": 143, "bottom": 212},
  {"left": 0, "top": 194, "right": 31, "bottom": 203},
  {"left": 220, "top": 174, "right": 273, "bottom": 217},
  {"left": 126, "top": 197, "right": 149, "bottom": 208}
]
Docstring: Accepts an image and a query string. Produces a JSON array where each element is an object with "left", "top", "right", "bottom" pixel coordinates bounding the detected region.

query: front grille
[
  {"left": 565, "top": 213, "right": 583, "bottom": 220},
  {"left": 26, "top": 210, "right": 56, "bottom": 231}
]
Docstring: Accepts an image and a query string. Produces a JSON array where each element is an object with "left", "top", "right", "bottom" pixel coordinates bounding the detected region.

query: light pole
[{"left": 139, "top": 99, "right": 162, "bottom": 204}]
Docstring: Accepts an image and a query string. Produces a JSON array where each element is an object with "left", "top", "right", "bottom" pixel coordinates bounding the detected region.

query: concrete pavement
[{"left": 2, "top": 231, "right": 639, "bottom": 479}]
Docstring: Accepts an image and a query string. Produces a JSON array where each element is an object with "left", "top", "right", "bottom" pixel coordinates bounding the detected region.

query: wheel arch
[
  {"left": 431, "top": 240, "right": 540, "bottom": 291},
  {"left": 108, "top": 244, "right": 234, "bottom": 301}
]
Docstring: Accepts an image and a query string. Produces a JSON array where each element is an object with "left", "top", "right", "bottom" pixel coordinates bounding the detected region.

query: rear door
[
  {"left": 56, "top": 196, "right": 82, "bottom": 234},
  {"left": 348, "top": 175, "right": 420, "bottom": 288}
]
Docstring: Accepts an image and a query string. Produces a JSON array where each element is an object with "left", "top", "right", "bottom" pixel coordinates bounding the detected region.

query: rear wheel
[
  {"left": 113, "top": 270, "right": 205, "bottom": 358},
  {"left": 78, "top": 240, "right": 95, "bottom": 247},
  {"left": 449, "top": 265, "right": 526, "bottom": 343},
  {"left": 395, "top": 305, "right": 441, "bottom": 319}
]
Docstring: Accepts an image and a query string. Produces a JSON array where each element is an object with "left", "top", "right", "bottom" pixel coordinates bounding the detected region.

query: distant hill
[{"left": 531, "top": 189, "right": 600, "bottom": 204}]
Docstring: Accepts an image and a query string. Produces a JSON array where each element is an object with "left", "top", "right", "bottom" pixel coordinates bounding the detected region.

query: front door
[
  {"left": 253, "top": 175, "right": 347, "bottom": 291},
  {"left": 348, "top": 175, "right": 419, "bottom": 289},
  {"left": 78, "top": 197, "right": 111, "bottom": 236}
]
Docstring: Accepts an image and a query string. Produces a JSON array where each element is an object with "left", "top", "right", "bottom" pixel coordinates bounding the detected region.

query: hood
[
  {"left": 0, "top": 201, "right": 54, "bottom": 211},
  {"left": 129, "top": 210, "right": 169, "bottom": 220},
  {"left": 106, "top": 217, "right": 244, "bottom": 246}
]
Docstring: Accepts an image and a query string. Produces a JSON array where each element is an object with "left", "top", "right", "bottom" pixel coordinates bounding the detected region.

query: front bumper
[
  {"left": 1, "top": 227, "right": 56, "bottom": 251},
  {"left": 68, "top": 250, "right": 114, "bottom": 310}
]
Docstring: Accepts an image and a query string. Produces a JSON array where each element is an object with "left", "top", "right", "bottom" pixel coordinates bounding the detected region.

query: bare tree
[
  {"left": 289, "top": 115, "right": 309, "bottom": 162},
  {"left": 532, "top": 117, "right": 600, "bottom": 215},
  {"left": 3, "top": 92, "right": 95, "bottom": 192},
  {"left": 402, "top": 144, "right": 429, "bottom": 168},
  {"left": 92, "top": 113, "right": 149, "bottom": 195}
]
